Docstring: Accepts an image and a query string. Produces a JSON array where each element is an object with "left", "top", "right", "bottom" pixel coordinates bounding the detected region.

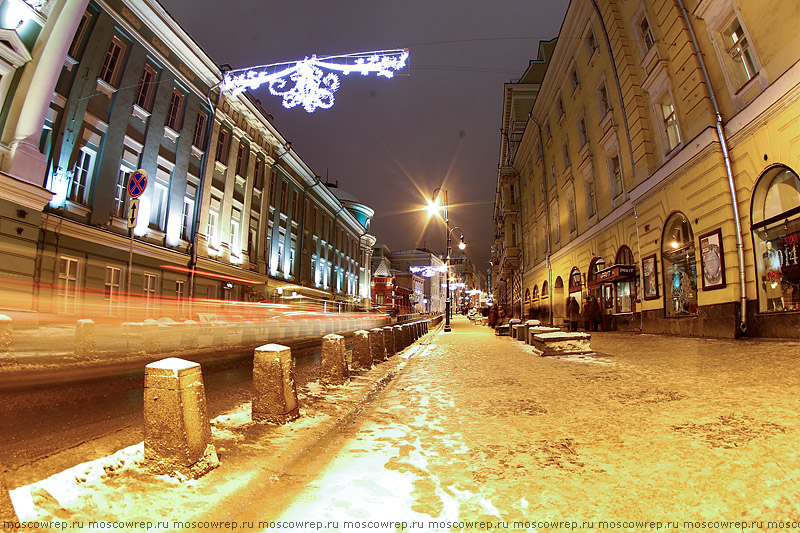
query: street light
[{"left": 428, "top": 188, "right": 467, "bottom": 332}]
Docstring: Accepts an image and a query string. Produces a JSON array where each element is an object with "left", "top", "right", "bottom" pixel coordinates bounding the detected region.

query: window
[
  {"left": 615, "top": 246, "right": 638, "bottom": 314},
  {"left": 99, "top": 38, "right": 124, "bottom": 85},
  {"left": 143, "top": 273, "right": 158, "bottom": 317},
  {"left": 193, "top": 111, "right": 207, "bottom": 148},
  {"left": 135, "top": 65, "right": 156, "bottom": 111},
  {"left": 269, "top": 170, "right": 278, "bottom": 206},
  {"left": 585, "top": 177, "right": 597, "bottom": 218},
  {"left": 562, "top": 141, "right": 571, "bottom": 170},
  {"left": 58, "top": 256, "right": 80, "bottom": 314},
  {"left": 235, "top": 142, "right": 248, "bottom": 177},
  {"left": 597, "top": 81, "right": 610, "bottom": 115},
  {"left": 166, "top": 90, "right": 184, "bottom": 130},
  {"left": 248, "top": 217, "right": 259, "bottom": 259},
  {"left": 751, "top": 166, "right": 800, "bottom": 313},
  {"left": 215, "top": 129, "right": 229, "bottom": 163},
  {"left": 68, "top": 12, "right": 90, "bottom": 58},
  {"left": 253, "top": 157, "right": 263, "bottom": 189},
  {"left": 551, "top": 202, "right": 560, "bottom": 245},
  {"left": 544, "top": 122, "right": 552, "bottom": 141},
  {"left": 207, "top": 207, "right": 219, "bottom": 248},
  {"left": 662, "top": 213, "right": 697, "bottom": 317},
  {"left": 578, "top": 116, "right": 589, "bottom": 148},
  {"left": 69, "top": 146, "right": 95, "bottom": 204},
  {"left": 230, "top": 211, "right": 241, "bottom": 256},
  {"left": 149, "top": 182, "right": 167, "bottom": 231},
  {"left": 176, "top": 280, "right": 186, "bottom": 314},
  {"left": 181, "top": 196, "right": 195, "bottom": 242},
  {"left": 570, "top": 67, "right": 580, "bottom": 92},
  {"left": 567, "top": 189, "right": 577, "bottom": 233},
  {"left": 280, "top": 180, "right": 288, "bottom": 213},
  {"left": 113, "top": 166, "right": 132, "bottom": 217},
  {"left": 585, "top": 26, "right": 598, "bottom": 58},
  {"left": 610, "top": 155, "right": 623, "bottom": 199},
  {"left": 557, "top": 96, "right": 565, "bottom": 120},
  {"left": 292, "top": 190, "right": 300, "bottom": 221},
  {"left": 104, "top": 266, "right": 122, "bottom": 316},
  {"left": 660, "top": 99, "right": 682, "bottom": 152},
  {"left": 724, "top": 20, "right": 757, "bottom": 90},
  {"left": 638, "top": 14, "right": 656, "bottom": 52}
]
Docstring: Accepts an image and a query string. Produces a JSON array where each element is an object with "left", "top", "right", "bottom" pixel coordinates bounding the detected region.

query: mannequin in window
[{"left": 762, "top": 240, "right": 784, "bottom": 310}]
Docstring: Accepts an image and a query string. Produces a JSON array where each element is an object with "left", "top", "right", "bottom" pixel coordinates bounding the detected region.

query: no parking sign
[{"left": 128, "top": 169, "right": 147, "bottom": 198}]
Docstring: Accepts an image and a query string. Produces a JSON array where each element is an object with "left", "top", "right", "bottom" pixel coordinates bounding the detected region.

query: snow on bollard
[
  {"left": 252, "top": 344, "right": 299, "bottom": 424},
  {"left": 74, "top": 319, "right": 98, "bottom": 361},
  {"left": 181, "top": 320, "right": 200, "bottom": 350},
  {"left": 0, "top": 315, "right": 16, "bottom": 366},
  {"left": 142, "top": 318, "right": 161, "bottom": 354},
  {"left": 351, "top": 330, "right": 372, "bottom": 371},
  {"left": 513, "top": 324, "right": 527, "bottom": 341},
  {"left": 382, "top": 326, "right": 395, "bottom": 358},
  {"left": 143, "top": 358, "right": 219, "bottom": 478},
  {"left": 393, "top": 325, "right": 404, "bottom": 351},
  {"left": 0, "top": 462, "right": 18, "bottom": 525},
  {"left": 369, "top": 328, "right": 385, "bottom": 363},
  {"left": 320, "top": 334, "right": 349, "bottom": 385}
]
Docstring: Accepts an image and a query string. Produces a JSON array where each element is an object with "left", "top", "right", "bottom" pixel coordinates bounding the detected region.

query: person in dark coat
[
  {"left": 488, "top": 304, "right": 499, "bottom": 328},
  {"left": 568, "top": 297, "right": 581, "bottom": 332}
]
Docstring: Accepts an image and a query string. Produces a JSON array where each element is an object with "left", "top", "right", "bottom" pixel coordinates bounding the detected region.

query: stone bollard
[
  {"left": 351, "top": 330, "right": 372, "bottom": 371},
  {"left": 0, "top": 315, "right": 16, "bottom": 367},
  {"left": 393, "top": 325, "right": 404, "bottom": 351},
  {"left": 423, "top": 320, "right": 429, "bottom": 334},
  {"left": 181, "top": 320, "right": 200, "bottom": 350},
  {"left": 0, "top": 315, "right": 12, "bottom": 353},
  {"left": 369, "top": 328, "right": 385, "bottom": 364},
  {"left": 414, "top": 322, "right": 422, "bottom": 339},
  {"left": 143, "top": 358, "right": 219, "bottom": 478},
  {"left": 0, "top": 462, "right": 18, "bottom": 524},
  {"left": 142, "top": 318, "right": 161, "bottom": 354},
  {"left": 320, "top": 334, "right": 349, "bottom": 385},
  {"left": 513, "top": 324, "right": 527, "bottom": 341},
  {"left": 382, "top": 326, "right": 395, "bottom": 359},
  {"left": 252, "top": 344, "right": 300, "bottom": 423},
  {"left": 74, "top": 319, "right": 98, "bottom": 361},
  {"left": 403, "top": 324, "right": 414, "bottom": 347}
]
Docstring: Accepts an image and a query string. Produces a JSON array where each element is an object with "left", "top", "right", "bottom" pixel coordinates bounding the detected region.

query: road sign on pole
[
  {"left": 128, "top": 169, "right": 147, "bottom": 198},
  {"left": 127, "top": 198, "right": 140, "bottom": 229}
]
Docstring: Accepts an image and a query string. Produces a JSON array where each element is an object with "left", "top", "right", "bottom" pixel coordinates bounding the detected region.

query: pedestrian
[
  {"left": 568, "top": 297, "right": 581, "bottom": 332},
  {"left": 488, "top": 304, "right": 499, "bottom": 328},
  {"left": 591, "top": 296, "right": 602, "bottom": 331}
]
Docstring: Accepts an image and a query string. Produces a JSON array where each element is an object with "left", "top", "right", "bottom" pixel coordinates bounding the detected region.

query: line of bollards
[{"left": 139, "top": 318, "right": 433, "bottom": 479}]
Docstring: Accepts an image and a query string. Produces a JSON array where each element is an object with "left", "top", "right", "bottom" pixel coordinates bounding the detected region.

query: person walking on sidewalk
[
  {"left": 568, "top": 297, "right": 581, "bottom": 332},
  {"left": 488, "top": 304, "right": 499, "bottom": 328}
]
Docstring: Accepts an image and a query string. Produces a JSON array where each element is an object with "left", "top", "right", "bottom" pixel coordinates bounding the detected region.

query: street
[{"left": 6, "top": 316, "right": 800, "bottom": 532}]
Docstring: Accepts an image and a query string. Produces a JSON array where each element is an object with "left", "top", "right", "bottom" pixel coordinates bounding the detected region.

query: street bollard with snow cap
[
  {"left": 320, "top": 333, "right": 349, "bottom": 385},
  {"left": 74, "top": 319, "right": 98, "bottom": 360},
  {"left": 252, "top": 344, "right": 300, "bottom": 423},
  {"left": 143, "top": 357, "right": 219, "bottom": 478},
  {"left": 369, "top": 328, "right": 385, "bottom": 363},
  {"left": 351, "top": 330, "right": 372, "bottom": 371},
  {"left": 393, "top": 325, "right": 404, "bottom": 351},
  {"left": 382, "top": 326, "right": 395, "bottom": 359}
]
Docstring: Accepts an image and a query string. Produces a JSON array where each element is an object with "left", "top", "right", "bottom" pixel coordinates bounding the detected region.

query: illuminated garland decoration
[{"left": 221, "top": 49, "right": 409, "bottom": 113}]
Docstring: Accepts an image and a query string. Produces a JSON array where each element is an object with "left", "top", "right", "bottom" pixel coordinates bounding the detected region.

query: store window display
[
  {"left": 662, "top": 213, "right": 698, "bottom": 317},
  {"left": 751, "top": 165, "right": 800, "bottom": 313}
]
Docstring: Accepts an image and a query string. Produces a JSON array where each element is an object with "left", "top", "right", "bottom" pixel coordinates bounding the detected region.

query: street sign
[
  {"left": 127, "top": 198, "right": 140, "bottom": 229},
  {"left": 128, "top": 169, "right": 148, "bottom": 198}
]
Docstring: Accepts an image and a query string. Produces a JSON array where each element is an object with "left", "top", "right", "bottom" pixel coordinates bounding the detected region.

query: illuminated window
[
  {"left": 207, "top": 207, "right": 219, "bottom": 248},
  {"left": 58, "top": 256, "right": 80, "bottom": 314},
  {"left": 181, "top": 196, "right": 194, "bottom": 241},
  {"left": 230, "top": 213, "right": 241, "bottom": 256},
  {"left": 99, "top": 38, "right": 124, "bottom": 85},
  {"left": 166, "top": 90, "right": 184, "bottom": 130},
  {"left": 149, "top": 182, "right": 167, "bottom": 231},
  {"left": 135, "top": 65, "right": 156, "bottom": 111},
  {"left": 104, "top": 266, "right": 122, "bottom": 316},
  {"left": 662, "top": 213, "right": 697, "bottom": 317},
  {"left": 143, "top": 273, "right": 159, "bottom": 317},
  {"left": 69, "top": 146, "right": 95, "bottom": 204},
  {"left": 113, "top": 166, "right": 132, "bottom": 217}
]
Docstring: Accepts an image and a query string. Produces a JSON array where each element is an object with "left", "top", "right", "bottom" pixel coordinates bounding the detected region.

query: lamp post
[{"left": 427, "top": 188, "right": 466, "bottom": 332}]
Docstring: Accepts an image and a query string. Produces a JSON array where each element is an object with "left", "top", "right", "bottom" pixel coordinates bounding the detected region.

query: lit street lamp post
[{"left": 428, "top": 189, "right": 465, "bottom": 332}]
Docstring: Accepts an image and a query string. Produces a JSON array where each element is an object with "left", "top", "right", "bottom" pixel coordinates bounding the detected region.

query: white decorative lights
[{"left": 221, "top": 49, "right": 409, "bottom": 113}]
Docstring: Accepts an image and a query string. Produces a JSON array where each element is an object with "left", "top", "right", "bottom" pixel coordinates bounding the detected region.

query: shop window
[
  {"left": 751, "top": 166, "right": 800, "bottom": 313},
  {"left": 662, "top": 212, "right": 698, "bottom": 317},
  {"left": 615, "top": 246, "right": 638, "bottom": 313}
]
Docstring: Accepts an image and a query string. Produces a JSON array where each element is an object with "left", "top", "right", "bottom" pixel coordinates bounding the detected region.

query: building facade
[
  {"left": 0, "top": 0, "right": 375, "bottom": 322},
  {"left": 493, "top": 0, "right": 800, "bottom": 338}
]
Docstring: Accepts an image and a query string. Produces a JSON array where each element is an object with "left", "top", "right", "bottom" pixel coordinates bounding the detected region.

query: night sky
[{"left": 157, "top": 0, "right": 569, "bottom": 275}]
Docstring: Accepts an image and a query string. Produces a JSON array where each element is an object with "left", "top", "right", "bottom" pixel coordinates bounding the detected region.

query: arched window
[
  {"left": 525, "top": 288, "right": 531, "bottom": 301},
  {"left": 751, "top": 165, "right": 800, "bottom": 312},
  {"left": 542, "top": 280, "right": 549, "bottom": 297},
  {"left": 616, "top": 245, "right": 634, "bottom": 265},
  {"left": 615, "top": 245, "right": 638, "bottom": 313},
  {"left": 533, "top": 285, "right": 539, "bottom": 299},
  {"left": 662, "top": 212, "right": 698, "bottom": 317}
]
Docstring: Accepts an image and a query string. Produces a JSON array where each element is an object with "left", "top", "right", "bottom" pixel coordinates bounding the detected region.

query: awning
[{"left": 587, "top": 264, "right": 637, "bottom": 289}]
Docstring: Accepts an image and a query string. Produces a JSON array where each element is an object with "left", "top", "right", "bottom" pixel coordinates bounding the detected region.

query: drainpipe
[
  {"left": 527, "top": 115, "right": 553, "bottom": 325},
  {"left": 675, "top": 0, "right": 747, "bottom": 334}
]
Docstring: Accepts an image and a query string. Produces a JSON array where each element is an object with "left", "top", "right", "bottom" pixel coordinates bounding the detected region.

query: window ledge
[
  {"left": 191, "top": 145, "right": 205, "bottom": 160},
  {"left": 95, "top": 78, "right": 117, "bottom": 99},
  {"left": 164, "top": 126, "right": 180, "bottom": 143},
  {"left": 132, "top": 104, "right": 150, "bottom": 123},
  {"left": 64, "top": 55, "right": 78, "bottom": 71},
  {"left": 214, "top": 160, "right": 228, "bottom": 172}
]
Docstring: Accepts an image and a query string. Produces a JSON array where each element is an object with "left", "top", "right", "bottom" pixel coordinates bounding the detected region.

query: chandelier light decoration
[{"left": 221, "top": 49, "right": 409, "bottom": 113}]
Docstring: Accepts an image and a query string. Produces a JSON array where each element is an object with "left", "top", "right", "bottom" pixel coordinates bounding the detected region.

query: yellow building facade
[{"left": 494, "top": 0, "right": 800, "bottom": 338}]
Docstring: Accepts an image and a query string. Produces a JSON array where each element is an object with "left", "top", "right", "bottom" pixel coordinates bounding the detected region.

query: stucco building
[{"left": 493, "top": 0, "right": 800, "bottom": 338}]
